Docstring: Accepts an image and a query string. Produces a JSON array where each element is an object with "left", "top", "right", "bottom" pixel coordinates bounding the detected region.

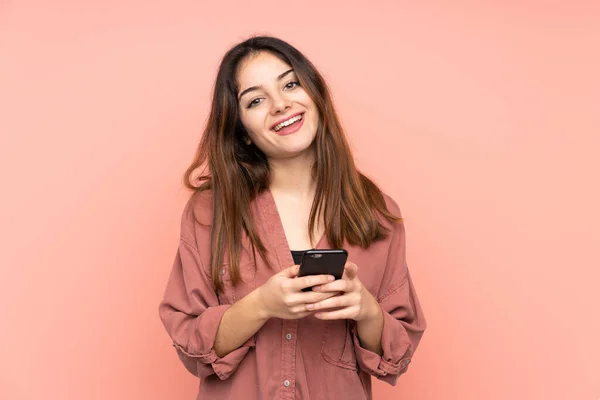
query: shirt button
[
  {"left": 283, "top": 379, "right": 291, "bottom": 387},
  {"left": 285, "top": 333, "right": 292, "bottom": 340}
]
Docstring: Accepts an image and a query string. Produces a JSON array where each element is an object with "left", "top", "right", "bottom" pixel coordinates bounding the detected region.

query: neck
[{"left": 268, "top": 149, "right": 316, "bottom": 200}]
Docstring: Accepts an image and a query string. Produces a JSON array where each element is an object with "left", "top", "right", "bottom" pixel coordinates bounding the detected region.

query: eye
[
  {"left": 285, "top": 81, "right": 300, "bottom": 89},
  {"left": 247, "top": 98, "right": 263, "bottom": 108}
]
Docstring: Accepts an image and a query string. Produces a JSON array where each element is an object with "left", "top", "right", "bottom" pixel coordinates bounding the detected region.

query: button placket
[{"left": 280, "top": 320, "right": 297, "bottom": 398}]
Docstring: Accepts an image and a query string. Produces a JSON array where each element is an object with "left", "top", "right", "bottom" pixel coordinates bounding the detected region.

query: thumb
[
  {"left": 281, "top": 264, "right": 300, "bottom": 278},
  {"left": 343, "top": 262, "right": 359, "bottom": 280}
]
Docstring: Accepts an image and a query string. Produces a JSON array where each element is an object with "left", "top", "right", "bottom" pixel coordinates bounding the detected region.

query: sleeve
[
  {"left": 158, "top": 237, "right": 256, "bottom": 380},
  {"left": 352, "top": 207, "right": 427, "bottom": 386}
]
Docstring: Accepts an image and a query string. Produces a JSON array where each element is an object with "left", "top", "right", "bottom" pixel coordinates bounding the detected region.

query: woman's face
[{"left": 236, "top": 51, "right": 319, "bottom": 161}]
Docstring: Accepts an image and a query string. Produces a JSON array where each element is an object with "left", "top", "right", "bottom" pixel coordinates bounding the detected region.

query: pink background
[{"left": 1, "top": 1, "right": 599, "bottom": 399}]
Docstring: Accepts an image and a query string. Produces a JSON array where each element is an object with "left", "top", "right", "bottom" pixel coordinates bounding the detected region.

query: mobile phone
[{"left": 298, "top": 249, "right": 348, "bottom": 292}]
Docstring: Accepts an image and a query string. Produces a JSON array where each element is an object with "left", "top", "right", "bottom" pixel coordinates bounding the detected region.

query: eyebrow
[{"left": 238, "top": 68, "right": 295, "bottom": 101}]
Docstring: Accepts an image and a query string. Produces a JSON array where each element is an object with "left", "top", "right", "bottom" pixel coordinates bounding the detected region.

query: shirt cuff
[
  {"left": 173, "top": 305, "right": 257, "bottom": 380},
  {"left": 352, "top": 311, "right": 413, "bottom": 385}
]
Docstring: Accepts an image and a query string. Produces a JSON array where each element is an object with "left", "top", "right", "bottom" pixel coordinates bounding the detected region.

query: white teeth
[{"left": 274, "top": 114, "right": 303, "bottom": 132}]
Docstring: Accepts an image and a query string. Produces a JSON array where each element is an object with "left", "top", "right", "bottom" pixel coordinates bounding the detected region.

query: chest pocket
[
  {"left": 321, "top": 319, "right": 358, "bottom": 370},
  {"left": 217, "top": 259, "right": 256, "bottom": 305}
]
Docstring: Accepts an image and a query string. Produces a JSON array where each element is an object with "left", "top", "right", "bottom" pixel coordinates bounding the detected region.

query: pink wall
[{"left": 1, "top": 1, "right": 599, "bottom": 399}]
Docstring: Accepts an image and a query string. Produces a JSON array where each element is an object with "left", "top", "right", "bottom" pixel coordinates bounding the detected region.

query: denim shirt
[{"left": 159, "top": 188, "right": 426, "bottom": 400}]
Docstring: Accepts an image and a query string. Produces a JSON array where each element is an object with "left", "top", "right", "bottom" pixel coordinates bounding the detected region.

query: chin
[{"left": 291, "top": 134, "right": 316, "bottom": 150}]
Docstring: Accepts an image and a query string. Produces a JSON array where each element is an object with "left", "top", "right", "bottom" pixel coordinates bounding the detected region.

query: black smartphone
[{"left": 298, "top": 249, "right": 348, "bottom": 292}]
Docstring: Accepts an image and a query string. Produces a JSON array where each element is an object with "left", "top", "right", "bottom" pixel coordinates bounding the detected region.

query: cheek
[
  {"left": 308, "top": 107, "right": 320, "bottom": 132},
  {"left": 310, "top": 109, "right": 319, "bottom": 125},
  {"left": 303, "top": 99, "right": 319, "bottom": 123},
  {"left": 239, "top": 112, "right": 261, "bottom": 136}
]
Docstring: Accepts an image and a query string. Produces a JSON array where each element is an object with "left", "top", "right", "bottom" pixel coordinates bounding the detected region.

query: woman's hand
[
  {"left": 305, "top": 262, "right": 380, "bottom": 321},
  {"left": 256, "top": 265, "right": 339, "bottom": 320}
]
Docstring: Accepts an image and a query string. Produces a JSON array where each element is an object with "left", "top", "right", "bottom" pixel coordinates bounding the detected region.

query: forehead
[{"left": 236, "top": 52, "right": 293, "bottom": 87}]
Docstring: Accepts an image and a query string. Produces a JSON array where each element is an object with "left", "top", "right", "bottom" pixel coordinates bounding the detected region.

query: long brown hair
[{"left": 183, "top": 35, "right": 401, "bottom": 291}]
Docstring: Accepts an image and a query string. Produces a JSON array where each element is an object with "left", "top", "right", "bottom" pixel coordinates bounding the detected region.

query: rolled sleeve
[
  {"left": 352, "top": 292, "right": 420, "bottom": 385},
  {"left": 159, "top": 237, "right": 255, "bottom": 380},
  {"left": 171, "top": 304, "right": 256, "bottom": 380},
  {"left": 354, "top": 200, "right": 427, "bottom": 385}
]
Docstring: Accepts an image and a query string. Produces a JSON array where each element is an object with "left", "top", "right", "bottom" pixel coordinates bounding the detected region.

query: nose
[{"left": 270, "top": 92, "right": 292, "bottom": 114}]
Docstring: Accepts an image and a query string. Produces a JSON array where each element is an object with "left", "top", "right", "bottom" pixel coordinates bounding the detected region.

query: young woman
[{"left": 159, "top": 35, "right": 427, "bottom": 400}]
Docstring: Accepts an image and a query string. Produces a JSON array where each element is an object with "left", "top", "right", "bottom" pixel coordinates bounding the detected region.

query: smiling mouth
[{"left": 272, "top": 113, "right": 304, "bottom": 132}]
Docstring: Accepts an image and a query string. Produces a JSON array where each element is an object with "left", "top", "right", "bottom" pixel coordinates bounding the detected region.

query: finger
[
  {"left": 312, "top": 279, "right": 352, "bottom": 293},
  {"left": 343, "top": 262, "right": 359, "bottom": 280},
  {"left": 306, "top": 293, "right": 356, "bottom": 311},
  {"left": 289, "top": 304, "right": 312, "bottom": 314},
  {"left": 291, "top": 274, "right": 335, "bottom": 291},
  {"left": 281, "top": 264, "right": 300, "bottom": 278},
  {"left": 314, "top": 306, "right": 359, "bottom": 320},
  {"left": 284, "top": 289, "right": 338, "bottom": 308},
  {"left": 297, "top": 290, "right": 340, "bottom": 304},
  {"left": 293, "top": 311, "right": 313, "bottom": 319}
]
